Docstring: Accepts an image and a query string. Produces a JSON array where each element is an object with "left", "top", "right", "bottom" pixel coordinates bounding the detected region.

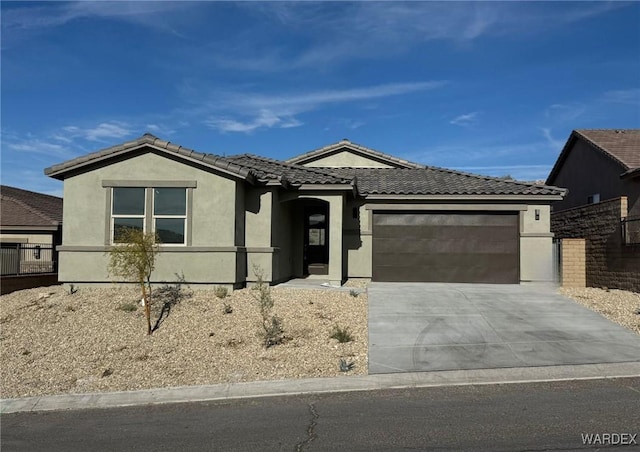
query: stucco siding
[
  {"left": 0, "top": 233, "right": 54, "bottom": 244},
  {"left": 301, "top": 151, "right": 395, "bottom": 168},
  {"left": 58, "top": 150, "right": 244, "bottom": 285},
  {"left": 551, "top": 140, "right": 640, "bottom": 215}
]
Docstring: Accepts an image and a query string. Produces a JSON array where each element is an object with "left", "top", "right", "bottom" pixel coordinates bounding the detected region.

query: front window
[
  {"left": 111, "top": 187, "right": 187, "bottom": 245},
  {"left": 112, "top": 188, "right": 145, "bottom": 242},
  {"left": 153, "top": 188, "right": 187, "bottom": 244}
]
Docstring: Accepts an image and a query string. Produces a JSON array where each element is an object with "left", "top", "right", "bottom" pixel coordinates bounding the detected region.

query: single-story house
[{"left": 44, "top": 134, "right": 565, "bottom": 288}]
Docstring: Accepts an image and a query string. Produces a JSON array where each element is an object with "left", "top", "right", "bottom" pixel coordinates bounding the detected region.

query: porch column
[{"left": 326, "top": 194, "right": 343, "bottom": 286}]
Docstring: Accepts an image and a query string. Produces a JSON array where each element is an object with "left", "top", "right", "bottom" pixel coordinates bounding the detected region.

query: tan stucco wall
[
  {"left": 344, "top": 200, "right": 371, "bottom": 278},
  {"left": 520, "top": 205, "right": 555, "bottom": 282},
  {"left": 58, "top": 150, "right": 244, "bottom": 285},
  {"left": 0, "top": 233, "right": 54, "bottom": 244},
  {"left": 301, "top": 151, "right": 394, "bottom": 168}
]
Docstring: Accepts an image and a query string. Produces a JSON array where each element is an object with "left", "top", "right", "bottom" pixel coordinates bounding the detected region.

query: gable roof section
[
  {"left": 333, "top": 168, "right": 565, "bottom": 196},
  {"left": 286, "top": 139, "right": 425, "bottom": 169},
  {"left": 44, "top": 134, "right": 255, "bottom": 182},
  {"left": 1, "top": 185, "right": 63, "bottom": 227},
  {"left": 547, "top": 129, "right": 640, "bottom": 183},
  {"left": 224, "top": 154, "right": 352, "bottom": 186}
]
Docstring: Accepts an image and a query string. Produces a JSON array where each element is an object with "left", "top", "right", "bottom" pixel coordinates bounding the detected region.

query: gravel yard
[
  {"left": 0, "top": 284, "right": 367, "bottom": 399},
  {"left": 560, "top": 287, "right": 640, "bottom": 335}
]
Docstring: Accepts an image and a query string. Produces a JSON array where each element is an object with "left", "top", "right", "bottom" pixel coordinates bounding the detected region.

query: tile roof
[
  {"left": 43, "top": 134, "right": 564, "bottom": 197},
  {"left": 44, "top": 133, "right": 254, "bottom": 181},
  {"left": 223, "top": 154, "right": 352, "bottom": 185},
  {"left": 332, "top": 168, "right": 566, "bottom": 196},
  {"left": 1, "top": 185, "right": 63, "bottom": 227},
  {"left": 286, "top": 139, "right": 425, "bottom": 168}
]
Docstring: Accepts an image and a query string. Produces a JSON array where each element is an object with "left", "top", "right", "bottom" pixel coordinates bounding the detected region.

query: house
[
  {"left": 0, "top": 185, "right": 63, "bottom": 292},
  {"left": 44, "top": 134, "right": 565, "bottom": 288},
  {"left": 546, "top": 129, "right": 640, "bottom": 216},
  {"left": 546, "top": 129, "right": 640, "bottom": 292}
]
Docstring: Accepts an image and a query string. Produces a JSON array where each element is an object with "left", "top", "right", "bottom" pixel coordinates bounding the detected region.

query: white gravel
[
  {"left": 560, "top": 287, "right": 640, "bottom": 335},
  {"left": 0, "top": 283, "right": 367, "bottom": 399}
]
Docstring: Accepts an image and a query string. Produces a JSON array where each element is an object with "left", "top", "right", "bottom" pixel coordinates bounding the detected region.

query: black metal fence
[
  {"left": 0, "top": 243, "right": 57, "bottom": 276},
  {"left": 621, "top": 216, "right": 640, "bottom": 245}
]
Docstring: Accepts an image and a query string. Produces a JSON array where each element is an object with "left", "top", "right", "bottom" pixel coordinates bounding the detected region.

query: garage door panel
[
  {"left": 374, "top": 237, "right": 518, "bottom": 255},
  {"left": 372, "top": 212, "right": 519, "bottom": 283}
]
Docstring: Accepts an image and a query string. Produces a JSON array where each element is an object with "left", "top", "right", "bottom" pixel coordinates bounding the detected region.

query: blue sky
[{"left": 2, "top": 1, "right": 639, "bottom": 197}]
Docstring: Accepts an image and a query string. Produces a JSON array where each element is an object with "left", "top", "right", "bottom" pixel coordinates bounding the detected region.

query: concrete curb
[{"left": 3, "top": 362, "right": 640, "bottom": 414}]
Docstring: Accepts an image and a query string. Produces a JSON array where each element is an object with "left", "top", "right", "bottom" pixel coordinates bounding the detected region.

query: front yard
[{"left": 0, "top": 284, "right": 367, "bottom": 398}]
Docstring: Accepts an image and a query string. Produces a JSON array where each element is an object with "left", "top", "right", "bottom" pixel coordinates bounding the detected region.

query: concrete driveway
[{"left": 368, "top": 283, "right": 640, "bottom": 374}]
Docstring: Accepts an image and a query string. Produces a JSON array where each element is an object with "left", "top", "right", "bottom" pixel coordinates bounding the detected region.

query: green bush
[
  {"left": 117, "top": 302, "right": 138, "bottom": 312},
  {"left": 349, "top": 289, "right": 359, "bottom": 297},
  {"left": 330, "top": 324, "right": 353, "bottom": 343},
  {"left": 214, "top": 286, "right": 229, "bottom": 299}
]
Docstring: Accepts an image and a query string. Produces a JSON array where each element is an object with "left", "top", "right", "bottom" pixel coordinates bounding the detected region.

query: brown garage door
[{"left": 372, "top": 211, "right": 519, "bottom": 283}]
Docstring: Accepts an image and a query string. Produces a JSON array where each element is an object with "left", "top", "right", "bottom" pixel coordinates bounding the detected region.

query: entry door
[{"left": 304, "top": 205, "right": 329, "bottom": 275}]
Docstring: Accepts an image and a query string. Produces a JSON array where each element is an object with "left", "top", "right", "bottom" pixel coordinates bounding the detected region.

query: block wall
[{"left": 551, "top": 197, "right": 640, "bottom": 292}]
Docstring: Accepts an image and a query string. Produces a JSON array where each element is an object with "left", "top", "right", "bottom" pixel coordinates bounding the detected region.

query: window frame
[
  {"left": 109, "top": 187, "right": 189, "bottom": 246},
  {"left": 152, "top": 188, "right": 188, "bottom": 246},
  {"left": 110, "top": 187, "right": 147, "bottom": 244}
]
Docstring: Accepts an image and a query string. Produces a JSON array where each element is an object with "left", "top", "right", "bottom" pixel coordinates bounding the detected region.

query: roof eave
[
  {"left": 363, "top": 194, "right": 565, "bottom": 201},
  {"left": 45, "top": 143, "right": 252, "bottom": 182}
]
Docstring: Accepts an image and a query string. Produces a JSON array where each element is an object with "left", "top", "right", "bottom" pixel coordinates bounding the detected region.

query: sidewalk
[{"left": 3, "top": 362, "right": 640, "bottom": 414}]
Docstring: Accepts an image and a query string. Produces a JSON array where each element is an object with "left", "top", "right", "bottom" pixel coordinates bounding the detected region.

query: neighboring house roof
[
  {"left": 44, "top": 133, "right": 256, "bottom": 182},
  {"left": 0, "top": 185, "right": 63, "bottom": 228},
  {"left": 333, "top": 168, "right": 565, "bottom": 196},
  {"left": 547, "top": 129, "right": 640, "bottom": 183},
  {"left": 224, "top": 154, "right": 352, "bottom": 185},
  {"left": 286, "top": 139, "right": 425, "bottom": 168}
]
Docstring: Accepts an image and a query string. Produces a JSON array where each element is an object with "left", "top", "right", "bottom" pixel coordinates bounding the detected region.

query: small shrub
[
  {"left": 222, "top": 302, "right": 233, "bottom": 314},
  {"left": 252, "top": 265, "right": 285, "bottom": 348},
  {"left": 339, "top": 358, "right": 355, "bottom": 372},
  {"left": 214, "top": 286, "right": 229, "bottom": 299},
  {"left": 101, "top": 368, "right": 113, "bottom": 378},
  {"left": 68, "top": 284, "right": 78, "bottom": 295},
  {"left": 349, "top": 289, "right": 359, "bottom": 297},
  {"left": 330, "top": 324, "right": 353, "bottom": 343},
  {"left": 65, "top": 305, "right": 76, "bottom": 312},
  {"left": 117, "top": 302, "right": 138, "bottom": 312}
]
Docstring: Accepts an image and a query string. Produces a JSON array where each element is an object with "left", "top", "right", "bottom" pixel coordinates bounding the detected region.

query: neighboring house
[
  {"left": 546, "top": 129, "right": 640, "bottom": 292},
  {"left": 546, "top": 129, "right": 640, "bottom": 216},
  {"left": 0, "top": 186, "right": 62, "bottom": 291},
  {"left": 44, "top": 134, "right": 565, "bottom": 288}
]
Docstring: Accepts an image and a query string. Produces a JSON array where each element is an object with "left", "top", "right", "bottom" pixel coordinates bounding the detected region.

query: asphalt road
[{"left": 3, "top": 378, "right": 640, "bottom": 451}]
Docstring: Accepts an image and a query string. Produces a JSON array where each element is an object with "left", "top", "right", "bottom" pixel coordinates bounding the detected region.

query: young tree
[{"left": 108, "top": 228, "right": 159, "bottom": 335}]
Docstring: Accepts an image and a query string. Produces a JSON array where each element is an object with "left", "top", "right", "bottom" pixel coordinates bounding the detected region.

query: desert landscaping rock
[
  {"left": 0, "top": 284, "right": 367, "bottom": 398},
  {"left": 561, "top": 287, "right": 640, "bottom": 335}
]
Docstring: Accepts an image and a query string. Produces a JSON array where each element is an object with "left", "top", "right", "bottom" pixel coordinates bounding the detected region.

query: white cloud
[
  {"left": 540, "top": 128, "right": 564, "bottom": 150},
  {"left": 200, "top": 81, "right": 444, "bottom": 133},
  {"left": 601, "top": 88, "right": 640, "bottom": 105},
  {"left": 7, "top": 139, "right": 68, "bottom": 156},
  {"left": 205, "top": 110, "right": 303, "bottom": 134},
  {"left": 2, "top": 2, "right": 194, "bottom": 33},
  {"left": 62, "top": 121, "right": 133, "bottom": 142},
  {"left": 544, "top": 103, "right": 586, "bottom": 122},
  {"left": 450, "top": 112, "right": 479, "bottom": 126}
]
